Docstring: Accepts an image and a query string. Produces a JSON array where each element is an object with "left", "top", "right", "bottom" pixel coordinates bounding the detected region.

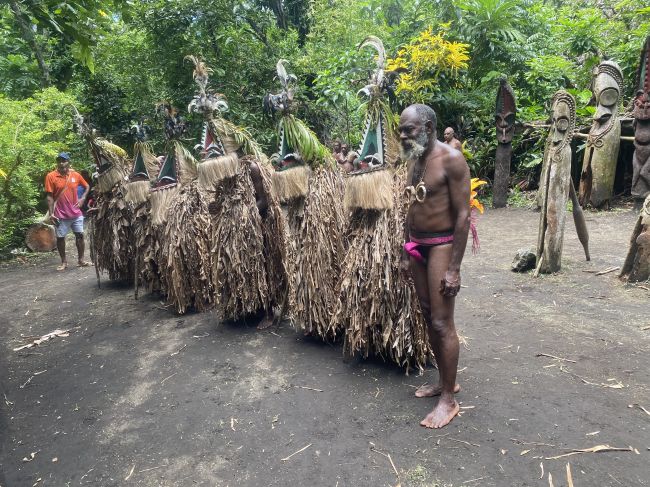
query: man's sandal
[
  {"left": 57, "top": 263, "right": 68, "bottom": 271},
  {"left": 77, "top": 261, "right": 92, "bottom": 267}
]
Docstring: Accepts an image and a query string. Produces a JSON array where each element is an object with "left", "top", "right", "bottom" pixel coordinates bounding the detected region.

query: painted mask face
[
  {"left": 495, "top": 79, "right": 516, "bottom": 144},
  {"left": 592, "top": 67, "right": 621, "bottom": 126},
  {"left": 551, "top": 101, "right": 571, "bottom": 145},
  {"left": 495, "top": 112, "right": 516, "bottom": 143}
]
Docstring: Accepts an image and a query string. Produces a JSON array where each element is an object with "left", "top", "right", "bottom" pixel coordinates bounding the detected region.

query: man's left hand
[
  {"left": 440, "top": 270, "right": 461, "bottom": 297},
  {"left": 76, "top": 197, "right": 85, "bottom": 208}
]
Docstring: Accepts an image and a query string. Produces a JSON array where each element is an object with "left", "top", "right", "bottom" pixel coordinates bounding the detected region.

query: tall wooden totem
[
  {"left": 536, "top": 91, "right": 589, "bottom": 273},
  {"left": 493, "top": 77, "right": 516, "bottom": 208},
  {"left": 578, "top": 61, "right": 624, "bottom": 209},
  {"left": 631, "top": 36, "right": 650, "bottom": 208}
]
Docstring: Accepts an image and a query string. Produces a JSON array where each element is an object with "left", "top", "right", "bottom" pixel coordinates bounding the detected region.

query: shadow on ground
[{"left": 0, "top": 207, "right": 648, "bottom": 486}]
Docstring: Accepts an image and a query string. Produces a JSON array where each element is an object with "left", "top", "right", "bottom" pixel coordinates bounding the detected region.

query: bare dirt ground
[{"left": 1, "top": 206, "right": 648, "bottom": 487}]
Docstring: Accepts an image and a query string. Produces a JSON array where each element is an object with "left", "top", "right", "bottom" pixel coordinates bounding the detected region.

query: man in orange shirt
[{"left": 44, "top": 152, "right": 90, "bottom": 271}]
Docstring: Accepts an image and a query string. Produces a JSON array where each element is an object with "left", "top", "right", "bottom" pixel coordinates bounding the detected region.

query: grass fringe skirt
[
  {"left": 90, "top": 185, "right": 134, "bottom": 282},
  {"left": 210, "top": 158, "right": 288, "bottom": 321},
  {"left": 330, "top": 169, "right": 431, "bottom": 372},
  {"left": 160, "top": 181, "right": 214, "bottom": 314},
  {"left": 289, "top": 169, "right": 346, "bottom": 339},
  {"left": 132, "top": 201, "right": 162, "bottom": 294}
]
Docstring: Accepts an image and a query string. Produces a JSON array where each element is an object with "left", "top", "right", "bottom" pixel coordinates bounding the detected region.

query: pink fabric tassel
[
  {"left": 470, "top": 208, "right": 480, "bottom": 254},
  {"left": 404, "top": 241, "right": 425, "bottom": 263}
]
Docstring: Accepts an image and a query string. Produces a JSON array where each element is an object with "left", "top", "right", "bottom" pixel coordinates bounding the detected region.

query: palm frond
[
  {"left": 280, "top": 115, "right": 332, "bottom": 167},
  {"left": 210, "top": 118, "right": 263, "bottom": 160}
]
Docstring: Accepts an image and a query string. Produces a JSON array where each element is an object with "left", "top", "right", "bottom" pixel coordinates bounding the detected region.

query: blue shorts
[{"left": 55, "top": 216, "right": 84, "bottom": 238}]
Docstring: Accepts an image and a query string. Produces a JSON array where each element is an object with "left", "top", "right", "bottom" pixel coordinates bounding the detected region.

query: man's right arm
[
  {"left": 46, "top": 193, "right": 58, "bottom": 223},
  {"left": 44, "top": 174, "right": 57, "bottom": 222}
]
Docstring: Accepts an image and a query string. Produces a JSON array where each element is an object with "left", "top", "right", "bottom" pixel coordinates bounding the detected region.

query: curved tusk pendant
[{"left": 415, "top": 181, "right": 427, "bottom": 203}]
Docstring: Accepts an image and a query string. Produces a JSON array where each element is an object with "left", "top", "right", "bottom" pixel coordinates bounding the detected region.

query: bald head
[{"left": 443, "top": 127, "right": 455, "bottom": 142}]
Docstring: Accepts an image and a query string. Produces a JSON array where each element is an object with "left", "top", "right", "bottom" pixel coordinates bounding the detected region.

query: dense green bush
[
  {"left": 1, "top": 0, "right": 649, "bottom": 250},
  {"left": 0, "top": 88, "right": 86, "bottom": 253}
]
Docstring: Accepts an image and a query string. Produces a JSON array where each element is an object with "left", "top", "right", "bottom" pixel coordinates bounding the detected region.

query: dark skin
[
  {"left": 249, "top": 161, "right": 274, "bottom": 329},
  {"left": 399, "top": 106, "right": 470, "bottom": 429},
  {"left": 46, "top": 158, "right": 89, "bottom": 270}
]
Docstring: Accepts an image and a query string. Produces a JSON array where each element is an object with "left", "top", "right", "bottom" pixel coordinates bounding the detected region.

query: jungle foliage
[{"left": 0, "top": 0, "right": 649, "bottom": 252}]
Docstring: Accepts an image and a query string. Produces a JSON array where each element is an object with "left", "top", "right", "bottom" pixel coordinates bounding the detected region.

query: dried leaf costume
[
  {"left": 266, "top": 60, "right": 346, "bottom": 339},
  {"left": 72, "top": 107, "right": 134, "bottom": 282},
  {"left": 125, "top": 121, "right": 162, "bottom": 296},
  {"left": 195, "top": 62, "right": 288, "bottom": 322},
  {"left": 159, "top": 56, "right": 258, "bottom": 315},
  {"left": 149, "top": 103, "right": 210, "bottom": 309},
  {"left": 330, "top": 37, "right": 430, "bottom": 372}
]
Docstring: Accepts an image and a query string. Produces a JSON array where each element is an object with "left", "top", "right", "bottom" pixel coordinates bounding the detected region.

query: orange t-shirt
[{"left": 45, "top": 169, "right": 88, "bottom": 219}]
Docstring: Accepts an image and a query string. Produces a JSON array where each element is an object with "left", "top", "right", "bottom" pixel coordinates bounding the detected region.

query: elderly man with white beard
[{"left": 400, "top": 104, "right": 471, "bottom": 429}]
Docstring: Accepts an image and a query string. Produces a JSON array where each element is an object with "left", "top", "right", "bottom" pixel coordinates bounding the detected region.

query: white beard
[{"left": 400, "top": 132, "right": 429, "bottom": 161}]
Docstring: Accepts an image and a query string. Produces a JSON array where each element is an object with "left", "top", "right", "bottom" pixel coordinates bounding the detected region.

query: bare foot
[
  {"left": 415, "top": 383, "right": 461, "bottom": 398},
  {"left": 420, "top": 398, "right": 460, "bottom": 429},
  {"left": 257, "top": 316, "right": 273, "bottom": 330}
]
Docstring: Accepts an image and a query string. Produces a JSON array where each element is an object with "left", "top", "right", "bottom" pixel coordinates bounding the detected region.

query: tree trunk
[
  {"left": 9, "top": 0, "right": 51, "bottom": 87},
  {"left": 493, "top": 143, "right": 511, "bottom": 208}
]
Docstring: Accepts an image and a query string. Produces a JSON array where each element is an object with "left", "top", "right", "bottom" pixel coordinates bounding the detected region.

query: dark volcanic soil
[{"left": 1, "top": 207, "right": 648, "bottom": 487}]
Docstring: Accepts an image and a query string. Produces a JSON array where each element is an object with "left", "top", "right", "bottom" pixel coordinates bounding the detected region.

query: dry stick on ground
[
  {"left": 566, "top": 463, "right": 575, "bottom": 487},
  {"left": 595, "top": 266, "right": 620, "bottom": 276},
  {"left": 13, "top": 328, "right": 76, "bottom": 351},
  {"left": 20, "top": 370, "right": 47, "bottom": 389},
  {"left": 559, "top": 366, "right": 624, "bottom": 389},
  {"left": 294, "top": 385, "right": 323, "bottom": 392},
  {"left": 536, "top": 353, "right": 577, "bottom": 363},
  {"left": 628, "top": 403, "right": 650, "bottom": 416},
  {"left": 125, "top": 464, "right": 135, "bottom": 481},
  {"left": 546, "top": 444, "right": 637, "bottom": 460},
  {"left": 448, "top": 437, "right": 480, "bottom": 448},
  {"left": 281, "top": 443, "right": 312, "bottom": 462},
  {"left": 160, "top": 373, "right": 176, "bottom": 385},
  {"left": 369, "top": 443, "right": 400, "bottom": 482},
  {"left": 511, "top": 438, "right": 558, "bottom": 448},
  {"left": 170, "top": 344, "right": 187, "bottom": 357}
]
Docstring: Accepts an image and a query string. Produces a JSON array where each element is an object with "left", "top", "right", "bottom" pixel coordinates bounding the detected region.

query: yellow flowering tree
[{"left": 386, "top": 26, "right": 470, "bottom": 104}]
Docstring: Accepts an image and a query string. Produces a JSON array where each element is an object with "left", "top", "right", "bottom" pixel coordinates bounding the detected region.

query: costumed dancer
[
  {"left": 265, "top": 59, "right": 345, "bottom": 339},
  {"left": 160, "top": 56, "right": 266, "bottom": 314},
  {"left": 201, "top": 70, "right": 288, "bottom": 328},
  {"left": 72, "top": 107, "right": 134, "bottom": 282},
  {"left": 150, "top": 103, "right": 200, "bottom": 302},
  {"left": 329, "top": 37, "right": 431, "bottom": 372},
  {"left": 124, "top": 120, "right": 161, "bottom": 297}
]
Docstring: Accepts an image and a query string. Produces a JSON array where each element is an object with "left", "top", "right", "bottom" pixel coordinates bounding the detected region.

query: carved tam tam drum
[{"left": 25, "top": 222, "right": 57, "bottom": 252}]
